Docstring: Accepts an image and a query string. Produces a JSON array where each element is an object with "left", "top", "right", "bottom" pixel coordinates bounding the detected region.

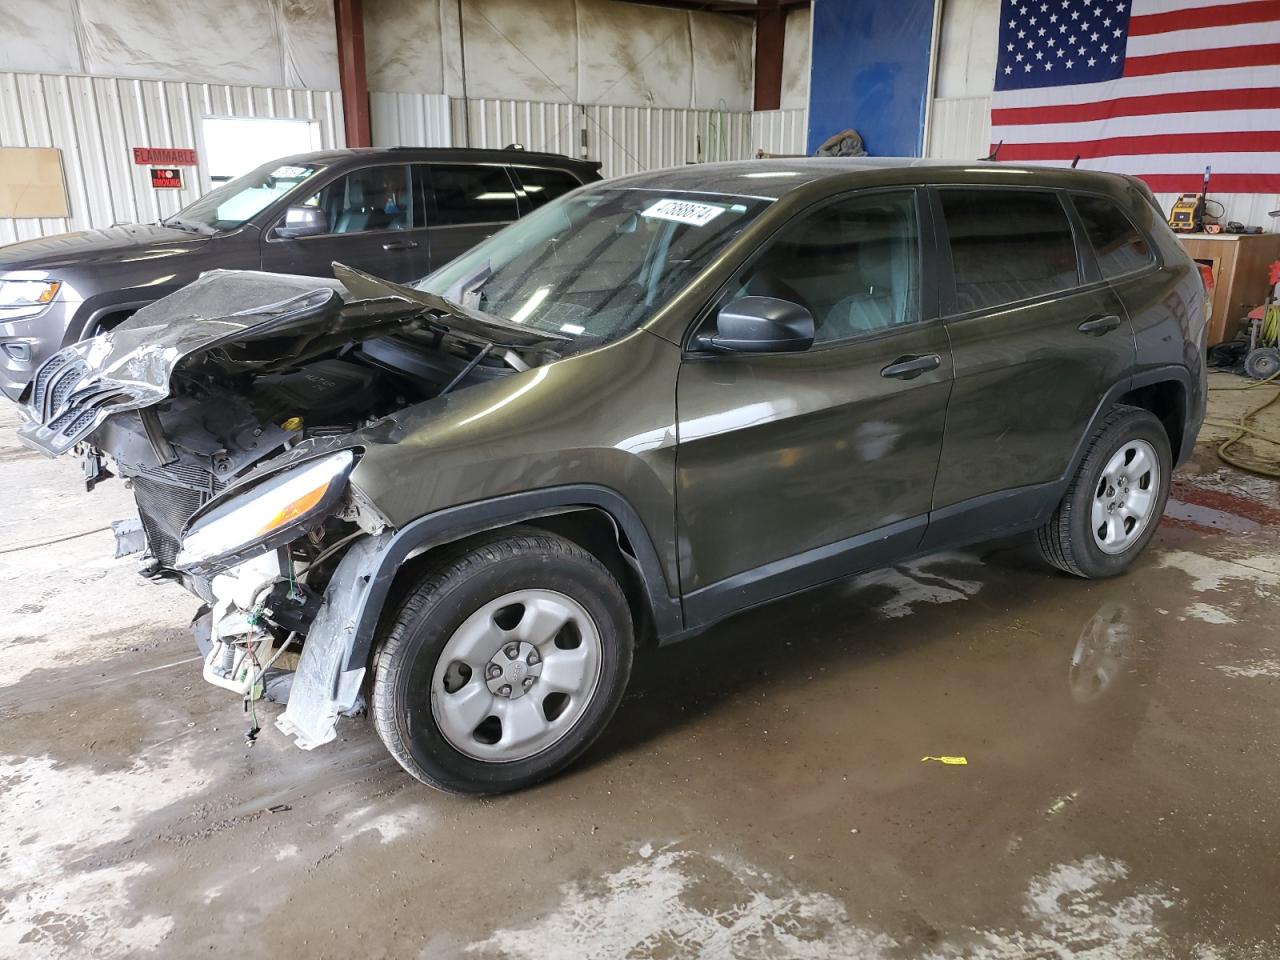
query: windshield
[
  {"left": 414, "top": 188, "right": 771, "bottom": 341},
  {"left": 166, "top": 160, "right": 326, "bottom": 232}
]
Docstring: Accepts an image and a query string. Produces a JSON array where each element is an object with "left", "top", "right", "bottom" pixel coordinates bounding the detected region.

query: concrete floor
[{"left": 1, "top": 378, "right": 1278, "bottom": 959}]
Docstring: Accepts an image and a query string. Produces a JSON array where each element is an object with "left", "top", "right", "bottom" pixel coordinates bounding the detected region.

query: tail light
[{"left": 1196, "top": 262, "right": 1214, "bottom": 326}]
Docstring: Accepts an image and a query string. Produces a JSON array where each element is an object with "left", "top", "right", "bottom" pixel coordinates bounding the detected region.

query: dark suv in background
[{"left": 0, "top": 147, "right": 600, "bottom": 400}]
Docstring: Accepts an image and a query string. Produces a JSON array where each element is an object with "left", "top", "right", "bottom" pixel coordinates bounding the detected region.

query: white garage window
[{"left": 200, "top": 117, "right": 323, "bottom": 188}]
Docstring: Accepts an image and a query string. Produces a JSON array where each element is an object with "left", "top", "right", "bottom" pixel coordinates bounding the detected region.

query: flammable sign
[{"left": 150, "top": 167, "right": 182, "bottom": 189}]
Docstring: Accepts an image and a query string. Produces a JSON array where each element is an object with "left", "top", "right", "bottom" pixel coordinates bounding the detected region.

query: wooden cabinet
[{"left": 1178, "top": 233, "right": 1280, "bottom": 346}]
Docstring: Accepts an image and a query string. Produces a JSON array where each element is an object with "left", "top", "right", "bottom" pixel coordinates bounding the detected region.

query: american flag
[{"left": 990, "top": 0, "right": 1280, "bottom": 193}]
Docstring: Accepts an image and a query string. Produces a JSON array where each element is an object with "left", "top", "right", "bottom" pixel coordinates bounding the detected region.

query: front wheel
[
  {"left": 1036, "top": 405, "right": 1172, "bottom": 578},
  {"left": 371, "top": 528, "right": 633, "bottom": 795}
]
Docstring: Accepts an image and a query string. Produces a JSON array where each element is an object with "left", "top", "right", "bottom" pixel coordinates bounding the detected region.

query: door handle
[
  {"left": 381, "top": 239, "right": 420, "bottom": 251},
  {"left": 880, "top": 354, "right": 941, "bottom": 380},
  {"left": 1077, "top": 314, "right": 1122, "bottom": 336}
]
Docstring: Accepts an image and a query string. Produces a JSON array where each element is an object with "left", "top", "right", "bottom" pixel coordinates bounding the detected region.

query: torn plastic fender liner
[{"left": 276, "top": 531, "right": 394, "bottom": 749}]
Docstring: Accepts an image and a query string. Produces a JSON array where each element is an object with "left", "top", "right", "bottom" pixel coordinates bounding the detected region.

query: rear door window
[
  {"left": 939, "top": 188, "right": 1080, "bottom": 313},
  {"left": 428, "top": 164, "right": 519, "bottom": 225},
  {"left": 512, "top": 167, "right": 583, "bottom": 211},
  {"left": 1071, "top": 194, "right": 1156, "bottom": 279}
]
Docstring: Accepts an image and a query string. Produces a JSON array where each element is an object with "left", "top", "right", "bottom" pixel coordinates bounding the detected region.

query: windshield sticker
[{"left": 641, "top": 198, "right": 725, "bottom": 227}]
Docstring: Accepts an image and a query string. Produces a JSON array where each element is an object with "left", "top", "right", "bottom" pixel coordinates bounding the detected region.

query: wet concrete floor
[{"left": 1, "top": 387, "right": 1278, "bottom": 959}]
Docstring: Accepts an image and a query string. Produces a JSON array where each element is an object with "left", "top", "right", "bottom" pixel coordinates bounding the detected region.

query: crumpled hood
[
  {"left": 15, "top": 268, "right": 421, "bottom": 456},
  {"left": 15, "top": 264, "right": 569, "bottom": 457}
]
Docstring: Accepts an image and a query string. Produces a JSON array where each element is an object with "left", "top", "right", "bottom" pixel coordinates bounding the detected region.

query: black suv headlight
[{"left": 175, "top": 451, "right": 355, "bottom": 570}]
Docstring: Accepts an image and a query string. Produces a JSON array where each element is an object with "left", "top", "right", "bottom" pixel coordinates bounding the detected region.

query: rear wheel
[
  {"left": 1036, "top": 406, "right": 1171, "bottom": 578},
  {"left": 371, "top": 528, "right": 633, "bottom": 795}
]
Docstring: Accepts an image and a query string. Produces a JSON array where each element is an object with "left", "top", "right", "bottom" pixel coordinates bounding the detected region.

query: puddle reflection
[{"left": 1069, "top": 601, "right": 1134, "bottom": 703}]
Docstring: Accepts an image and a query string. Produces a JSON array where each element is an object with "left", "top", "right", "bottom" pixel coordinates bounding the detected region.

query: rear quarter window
[
  {"left": 940, "top": 188, "right": 1080, "bottom": 314},
  {"left": 513, "top": 167, "right": 583, "bottom": 211},
  {"left": 1071, "top": 193, "right": 1156, "bottom": 279}
]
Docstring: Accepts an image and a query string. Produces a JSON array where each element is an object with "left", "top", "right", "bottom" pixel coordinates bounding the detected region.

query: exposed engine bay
[
  {"left": 96, "top": 327, "right": 515, "bottom": 575},
  {"left": 15, "top": 264, "right": 571, "bottom": 739}
]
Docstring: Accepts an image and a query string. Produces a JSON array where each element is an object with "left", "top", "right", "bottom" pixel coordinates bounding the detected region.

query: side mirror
[
  {"left": 698, "top": 296, "right": 815, "bottom": 354},
  {"left": 274, "top": 205, "right": 328, "bottom": 239}
]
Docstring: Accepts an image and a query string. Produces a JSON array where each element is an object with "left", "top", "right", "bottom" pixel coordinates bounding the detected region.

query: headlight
[
  {"left": 0, "top": 279, "right": 61, "bottom": 307},
  {"left": 176, "top": 451, "right": 355, "bottom": 570}
]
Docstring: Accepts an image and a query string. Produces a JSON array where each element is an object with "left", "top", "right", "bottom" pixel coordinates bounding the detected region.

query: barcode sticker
[{"left": 641, "top": 198, "right": 725, "bottom": 227}]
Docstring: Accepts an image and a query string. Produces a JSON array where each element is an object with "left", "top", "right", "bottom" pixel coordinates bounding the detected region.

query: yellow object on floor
[{"left": 921, "top": 756, "right": 969, "bottom": 765}]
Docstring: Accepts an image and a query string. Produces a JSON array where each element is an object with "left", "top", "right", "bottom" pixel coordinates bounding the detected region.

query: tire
[
  {"left": 371, "top": 527, "right": 633, "bottom": 795},
  {"left": 1036, "top": 405, "right": 1172, "bottom": 579},
  {"left": 1244, "top": 347, "right": 1280, "bottom": 381}
]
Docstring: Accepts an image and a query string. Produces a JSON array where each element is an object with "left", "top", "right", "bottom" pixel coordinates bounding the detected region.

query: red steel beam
[
  {"left": 754, "top": 0, "right": 786, "bottom": 112},
  {"left": 334, "top": 0, "right": 371, "bottom": 147}
]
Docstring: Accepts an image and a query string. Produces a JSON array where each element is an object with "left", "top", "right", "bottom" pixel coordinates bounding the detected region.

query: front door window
[
  {"left": 296, "top": 165, "right": 416, "bottom": 236},
  {"left": 730, "top": 191, "right": 922, "bottom": 344}
]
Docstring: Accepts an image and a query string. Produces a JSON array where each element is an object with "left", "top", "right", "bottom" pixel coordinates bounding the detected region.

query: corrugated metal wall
[
  {"left": 751, "top": 109, "right": 808, "bottom": 157},
  {"left": 925, "top": 96, "right": 990, "bottom": 162},
  {"left": 369, "top": 91, "right": 453, "bottom": 149},
  {"left": 0, "top": 71, "right": 343, "bottom": 244},
  {"left": 450, "top": 99, "right": 580, "bottom": 159},
  {"left": 371, "top": 94, "right": 808, "bottom": 176},
  {"left": 451, "top": 99, "right": 754, "bottom": 178}
]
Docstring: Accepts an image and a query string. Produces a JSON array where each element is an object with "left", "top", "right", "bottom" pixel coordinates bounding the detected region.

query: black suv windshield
[
  {"left": 165, "top": 160, "right": 326, "bottom": 232},
  {"left": 415, "top": 188, "right": 771, "bottom": 341}
]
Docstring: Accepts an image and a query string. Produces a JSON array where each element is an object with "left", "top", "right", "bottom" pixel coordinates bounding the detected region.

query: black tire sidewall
[
  {"left": 1065, "top": 410, "right": 1172, "bottom": 577},
  {"left": 378, "top": 546, "right": 633, "bottom": 794},
  {"left": 1244, "top": 348, "right": 1280, "bottom": 380}
]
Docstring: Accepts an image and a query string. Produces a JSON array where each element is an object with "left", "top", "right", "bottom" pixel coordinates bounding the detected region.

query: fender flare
[
  {"left": 1127, "top": 364, "right": 1198, "bottom": 466},
  {"left": 342, "top": 484, "right": 683, "bottom": 672},
  {"left": 276, "top": 485, "right": 682, "bottom": 750},
  {"left": 1066, "top": 366, "right": 1195, "bottom": 479},
  {"left": 77, "top": 298, "right": 157, "bottom": 339}
]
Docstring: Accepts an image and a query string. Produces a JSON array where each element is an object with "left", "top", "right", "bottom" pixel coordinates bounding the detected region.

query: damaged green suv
[{"left": 16, "top": 160, "right": 1206, "bottom": 794}]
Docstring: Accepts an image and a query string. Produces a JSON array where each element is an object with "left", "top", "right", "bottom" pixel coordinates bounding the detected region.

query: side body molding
[{"left": 277, "top": 484, "right": 681, "bottom": 749}]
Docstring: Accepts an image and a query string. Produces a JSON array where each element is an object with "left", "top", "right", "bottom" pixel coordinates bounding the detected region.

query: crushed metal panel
[
  {"left": 277, "top": 532, "right": 393, "bottom": 749},
  {"left": 111, "top": 518, "right": 146, "bottom": 558}
]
